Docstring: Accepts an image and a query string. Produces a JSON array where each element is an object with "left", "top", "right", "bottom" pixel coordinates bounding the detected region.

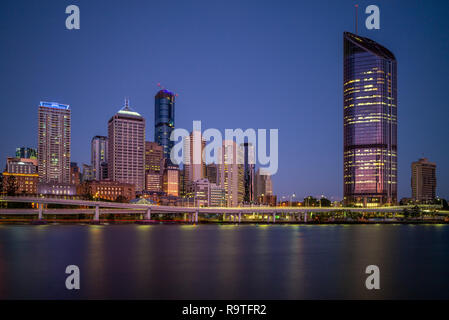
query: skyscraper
[
  {"left": 108, "top": 100, "right": 145, "bottom": 192},
  {"left": 343, "top": 32, "right": 397, "bottom": 207},
  {"left": 184, "top": 130, "right": 206, "bottom": 183},
  {"left": 144, "top": 141, "right": 163, "bottom": 192},
  {"left": 411, "top": 158, "right": 436, "bottom": 202},
  {"left": 218, "top": 140, "right": 244, "bottom": 207},
  {"left": 242, "top": 142, "right": 255, "bottom": 203},
  {"left": 162, "top": 159, "right": 179, "bottom": 197},
  {"left": 38, "top": 101, "right": 71, "bottom": 183},
  {"left": 91, "top": 135, "right": 108, "bottom": 181},
  {"left": 145, "top": 141, "right": 163, "bottom": 173},
  {"left": 155, "top": 89, "right": 175, "bottom": 159},
  {"left": 255, "top": 168, "right": 273, "bottom": 199}
]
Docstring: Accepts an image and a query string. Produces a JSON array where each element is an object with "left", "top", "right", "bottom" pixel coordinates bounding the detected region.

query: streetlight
[{"left": 290, "top": 193, "right": 296, "bottom": 207}]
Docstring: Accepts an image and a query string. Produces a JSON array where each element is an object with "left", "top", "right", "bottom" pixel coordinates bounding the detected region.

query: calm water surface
[{"left": 0, "top": 224, "right": 448, "bottom": 299}]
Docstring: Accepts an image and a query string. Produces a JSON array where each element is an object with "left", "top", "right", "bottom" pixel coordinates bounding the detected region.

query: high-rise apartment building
[
  {"left": 155, "top": 89, "right": 175, "bottom": 159},
  {"left": 91, "top": 136, "right": 108, "bottom": 181},
  {"left": 38, "top": 101, "right": 71, "bottom": 183},
  {"left": 411, "top": 158, "right": 436, "bottom": 202},
  {"left": 108, "top": 100, "right": 145, "bottom": 192},
  {"left": 343, "top": 32, "right": 397, "bottom": 207},
  {"left": 218, "top": 140, "right": 244, "bottom": 207}
]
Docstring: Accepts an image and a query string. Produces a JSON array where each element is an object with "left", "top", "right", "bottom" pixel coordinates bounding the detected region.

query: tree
[
  {"left": 319, "top": 196, "right": 331, "bottom": 207},
  {"left": 304, "top": 196, "right": 318, "bottom": 207}
]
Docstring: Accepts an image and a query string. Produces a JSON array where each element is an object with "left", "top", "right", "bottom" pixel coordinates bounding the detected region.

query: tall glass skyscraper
[
  {"left": 91, "top": 135, "right": 108, "bottom": 181},
  {"left": 154, "top": 89, "right": 175, "bottom": 159},
  {"left": 242, "top": 142, "right": 255, "bottom": 203},
  {"left": 343, "top": 32, "right": 397, "bottom": 207}
]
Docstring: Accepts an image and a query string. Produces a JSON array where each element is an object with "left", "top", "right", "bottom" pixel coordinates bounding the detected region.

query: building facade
[
  {"left": 38, "top": 101, "right": 71, "bottom": 184},
  {"left": 77, "top": 180, "right": 135, "bottom": 202},
  {"left": 91, "top": 136, "right": 108, "bottom": 181},
  {"left": 411, "top": 158, "right": 436, "bottom": 202},
  {"left": 162, "top": 159, "right": 179, "bottom": 197},
  {"left": 108, "top": 100, "right": 146, "bottom": 192},
  {"left": 218, "top": 140, "right": 244, "bottom": 207},
  {"left": 2, "top": 158, "right": 38, "bottom": 195},
  {"left": 242, "top": 142, "right": 256, "bottom": 203},
  {"left": 155, "top": 90, "right": 175, "bottom": 159},
  {"left": 343, "top": 32, "right": 397, "bottom": 207},
  {"left": 15, "top": 147, "right": 37, "bottom": 159},
  {"left": 184, "top": 131, "right": 206, "bottom": 183},
  {"left": 70, "top": 162, "right": 81, "bottom": 185},
  {"left": 145, "top": 141, "right": 163, "bottom": 173},
  {"left": 255, "top": 168, "right": 273, "bottom": 200}
]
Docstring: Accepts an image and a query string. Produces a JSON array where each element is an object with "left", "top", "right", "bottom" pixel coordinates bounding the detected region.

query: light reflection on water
[{"left": 0, "top": 224, "right": 448, "bottom": 299}]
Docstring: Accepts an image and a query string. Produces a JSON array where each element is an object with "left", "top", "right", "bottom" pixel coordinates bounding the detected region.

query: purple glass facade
[{"left": 343, "top": 32, "right": 397, "bottom": 206}]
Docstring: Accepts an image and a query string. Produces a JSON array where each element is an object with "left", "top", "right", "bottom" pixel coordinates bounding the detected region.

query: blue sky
[{"left": 1, "top": 0, "right": 448, "bottom": 201}]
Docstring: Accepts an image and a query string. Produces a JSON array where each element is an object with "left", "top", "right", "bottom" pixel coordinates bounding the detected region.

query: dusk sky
[{"left": 1, "top": 0, "right": 448, "bottom": 201}]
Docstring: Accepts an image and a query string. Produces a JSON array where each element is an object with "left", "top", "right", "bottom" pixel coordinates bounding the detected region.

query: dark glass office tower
[
  {"left": 343, "top": 32, "right": 397, "bottom": 207},
  {"left": 242, "top": 142, "right": 255, "bottom": 203},
  {"left": 155, "top": 90, "right": 175, "bottom": 160}
]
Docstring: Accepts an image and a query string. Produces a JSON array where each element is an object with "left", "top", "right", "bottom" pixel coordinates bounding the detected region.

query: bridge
[{"left": 0, "top": 196, "right": 445, "bottom": 224}]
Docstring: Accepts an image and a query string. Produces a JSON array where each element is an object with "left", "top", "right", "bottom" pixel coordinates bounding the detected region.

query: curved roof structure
[{"left": 344, "top": 31, "right": 396, "bottom": 61}]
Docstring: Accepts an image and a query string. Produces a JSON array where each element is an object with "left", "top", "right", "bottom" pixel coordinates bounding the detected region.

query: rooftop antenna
[
  {"left": 355, "top": 4, "right": 359, "bottom": 34},
  {"left": 124, "top": 97, "right": 129, "bottom": 109}
]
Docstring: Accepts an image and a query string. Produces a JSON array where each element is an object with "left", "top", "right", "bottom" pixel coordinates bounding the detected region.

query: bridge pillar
[
  {"left": 232, "top": 214, "right": 235, "bottom": 223},
  {"left": 304, "top": 212, "right": 308, "bottom": 223},
  {"left": 238, "top": 212, "right": 241, "bottom": 224},
  {"left": 272, "top": 213, "right": 276, "bottom": 223},
  {"left": 146, "top": 208, "right": 151, "bottom": 220},
  {"left": 223, "top": 213, "right": 226, "bottom": 221},
  {"left": 94, "top": 206, "right": 100, "bottom": 222},
  {"left": 195, "top": 210, "right": 198, "bottom": 224},
  {"left": 38, "top": 203, "right": 43, "bottom": 220}
]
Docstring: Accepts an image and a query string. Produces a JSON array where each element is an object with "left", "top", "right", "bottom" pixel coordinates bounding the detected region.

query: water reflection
[{"left": 0, "top": 224, "right": 448, "bottom": 299}]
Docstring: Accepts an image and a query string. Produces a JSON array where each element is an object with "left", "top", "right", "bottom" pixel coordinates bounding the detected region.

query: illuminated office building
[
  {"left": 162, "top": 159, "right": 179, "bottom": 197},
  {"left": 38, "top": 101, "right": 71, "bottom": 184},
  {"left": 145, "top": 141, "right": 163, "bottom": 173},
  {"left": 108, "top": 100, "right": 145, "bottom": 192},
  {"left": 343, "top": 32, "right": 397, "bottom": 207},
  {"left": 411, "top": 158, "right": 436, "bottom": 202},
  {"left": 155, "top": 89, "right": 175, "bottom": 159}
]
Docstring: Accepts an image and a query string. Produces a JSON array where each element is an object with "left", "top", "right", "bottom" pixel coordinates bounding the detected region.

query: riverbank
[{"left": 0, "top": 219, "right": 447, "bottom": 225}]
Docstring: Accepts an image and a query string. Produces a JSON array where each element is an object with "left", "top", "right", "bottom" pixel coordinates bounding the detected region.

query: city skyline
[{"left": 1, "top": 0, "right": 449, "bottom": 200}]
